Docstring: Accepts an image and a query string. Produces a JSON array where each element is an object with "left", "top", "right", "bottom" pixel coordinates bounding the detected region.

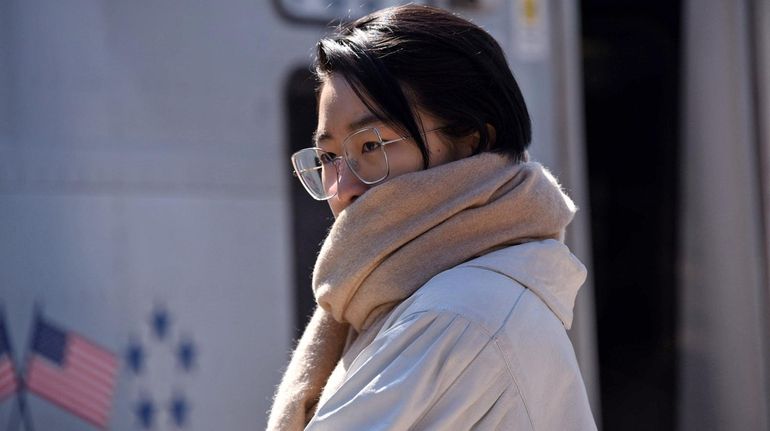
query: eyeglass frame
[{"left": 291, "top": 126, "right": 444, "bottom": 201}]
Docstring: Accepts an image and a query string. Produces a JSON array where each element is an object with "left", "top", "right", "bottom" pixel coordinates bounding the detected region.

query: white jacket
[{"left": 306, "top": 239, "right": 597, "bottom": 430}]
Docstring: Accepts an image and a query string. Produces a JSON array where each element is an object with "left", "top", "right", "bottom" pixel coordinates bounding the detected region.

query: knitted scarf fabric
[{"left": 267, "top": 152, "right": 577, "bottom": 430}]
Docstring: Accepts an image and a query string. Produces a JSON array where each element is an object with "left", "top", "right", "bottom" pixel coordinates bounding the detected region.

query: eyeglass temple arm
[{"left": 380, "top": 126, "right": 445, "bottom": 147}]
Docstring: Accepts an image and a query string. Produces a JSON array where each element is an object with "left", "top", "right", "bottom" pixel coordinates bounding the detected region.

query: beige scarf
[{"left": 266, "top": 152, "right": 577, "bottom": 430}]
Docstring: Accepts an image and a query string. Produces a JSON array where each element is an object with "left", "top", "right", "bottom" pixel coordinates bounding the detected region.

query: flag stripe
[
  {"left": 0, "top": 362, "right": 14, "bottom": 384},
  {"left": 67, "top": 346, "right": 118, "bottom": 385},
  {"left": 27, "top": 368, "right": 111, "bottom": 419},
  {"left": 27, "top": 370, "right": 108, "bottom": 428},
  {"left": 0, "top": 371, "right": 14, "bottom": 387},
  {"left": 0, "top": 357, "right": 17, "bottom": 399},
  {"left": 28, "top": 359, "right": 112, "bottom": 407},
  {"left": 68, "top": 348, "right": 116, "bottom": 377},
  {"left": 28, "top": 357, "right": 113, "bottom": 409},
  {"left": 0, "top": 359, "right": 13, "bottom": 375},
  {"left": 27, "top": 365, "right": 111, "bottom": 429},
  {"left": 69, "top": 336, "right": 119, "bottom": 369},
  {"left": 0, "top": 382, "right": 16, "bottom": 399},
  {"left": 0, "top": 373, "right": 15, "bottom": 390},
  {"left": 69, "top": 365, "right": 115, "bottom": 392},
  {"left": 67, "top": 344, "right": 118, "bottom": 381},
  {"left": 0, "top": 378, "right": 16, "bottom": 398},
  {"left": 28, "top": 379, "right": 107, "bottom": 424}
]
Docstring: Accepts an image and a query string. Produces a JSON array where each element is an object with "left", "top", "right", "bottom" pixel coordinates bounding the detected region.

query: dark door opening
[
  {"left": 286, "top": 68, "right": 334, "bottom": 339},
  {"left": 581, "top": 2, "right": 681, "bottom": 430}
]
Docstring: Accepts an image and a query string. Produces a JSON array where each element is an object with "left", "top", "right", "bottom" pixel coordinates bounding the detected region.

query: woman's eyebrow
[
  {"left": 312, "top": 129, "right": 330, "bottom": 146},
  {"left": 313, "top": 113, "right": 382, "bottom": 146},
  {"left": 347, "top": 113, "right": 380, "bottom": 131}
]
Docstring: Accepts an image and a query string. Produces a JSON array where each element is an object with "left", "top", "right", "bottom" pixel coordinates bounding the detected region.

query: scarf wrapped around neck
[{"left": 267, "top": 152, "right": 577, "bottom": 430}]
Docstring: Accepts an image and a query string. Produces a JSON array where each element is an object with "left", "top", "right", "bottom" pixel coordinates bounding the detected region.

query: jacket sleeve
[{"left": 304, "top": 310, "right": 522, "bottom": 431}]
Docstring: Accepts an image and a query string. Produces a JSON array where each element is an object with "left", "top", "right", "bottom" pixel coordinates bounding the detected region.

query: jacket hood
[{"left": 460, "top": 239, "right": 587, "bottom": 329}]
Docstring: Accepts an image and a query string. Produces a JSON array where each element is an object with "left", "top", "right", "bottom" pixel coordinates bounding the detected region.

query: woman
[{"left": 268, "top": 5, "right": 596, "bottom": 430}]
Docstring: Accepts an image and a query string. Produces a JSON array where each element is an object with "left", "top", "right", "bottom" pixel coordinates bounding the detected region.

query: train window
[{"left": 273, "top": 0, "right": 431, "bottom": 24}]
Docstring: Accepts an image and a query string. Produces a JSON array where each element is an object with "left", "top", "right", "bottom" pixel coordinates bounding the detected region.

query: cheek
[
  {"left": 430, "top": 145, "right": 446, "bottom": 162},
  {"left": 427, "top": 138, "right": 460, "bottom": 167},
  {"left": 429, "top": 147, "right": 453, "bottom": 166},
  {"left": 386, "top": 145, "right": 425, "bottom": 176}
]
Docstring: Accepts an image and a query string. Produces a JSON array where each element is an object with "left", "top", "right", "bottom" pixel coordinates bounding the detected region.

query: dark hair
[{"left": 314, "top": 4, "right": 532, "bottom": 166}]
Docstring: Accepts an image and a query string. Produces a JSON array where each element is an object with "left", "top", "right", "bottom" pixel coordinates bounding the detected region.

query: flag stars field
[
  {"left": 135, "top": 395, "right": 155, "bottom": 429},
  {"left": 169, "top": 392, "right": 189, "bottom": 427},
  {"left": 176, "top": 338, "right": 196, "bottom": 372},
  {"left": 128, "top": 304, "right": 198, "bottom": 429},
  {"left": 126, "top": 338, "right": 145, "bottom": 375},
  {"left": 151, "top": 306, "right": 170, "bottom": 340}
]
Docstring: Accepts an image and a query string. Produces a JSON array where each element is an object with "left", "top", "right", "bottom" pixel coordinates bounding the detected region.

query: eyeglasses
[{"left": 291, "top": 126, "right": 443, "bottom": 200}]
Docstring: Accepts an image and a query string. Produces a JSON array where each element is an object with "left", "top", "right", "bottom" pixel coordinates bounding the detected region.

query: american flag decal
[
  {"left": 26, "top": 317, "right": 118, "bottom": 429},
  {"left": 0, "top": 313, "right": 18, "bottom": 401}
]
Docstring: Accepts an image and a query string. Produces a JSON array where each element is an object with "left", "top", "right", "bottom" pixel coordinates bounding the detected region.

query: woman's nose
[{"left": 334, "top": 160, "right": 369, "bottom": 207}]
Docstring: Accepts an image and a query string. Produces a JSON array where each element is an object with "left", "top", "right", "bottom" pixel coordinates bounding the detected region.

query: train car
[{"left": 0, "top": 0, "right": 766, "bottom": 430}]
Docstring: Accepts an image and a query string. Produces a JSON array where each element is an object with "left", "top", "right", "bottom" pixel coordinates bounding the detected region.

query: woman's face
[{"left": 315, "top": 74, "right": 462, "bottom": 217}]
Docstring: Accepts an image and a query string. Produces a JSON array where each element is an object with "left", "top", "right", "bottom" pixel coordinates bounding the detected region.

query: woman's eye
[{"left": 361, "top": 141, "right": 381, "bottom": 153}]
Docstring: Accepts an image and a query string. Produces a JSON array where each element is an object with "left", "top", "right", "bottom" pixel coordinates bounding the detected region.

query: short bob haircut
[{"left": 314, "top": 4, "right": 532, "bottom": 167}]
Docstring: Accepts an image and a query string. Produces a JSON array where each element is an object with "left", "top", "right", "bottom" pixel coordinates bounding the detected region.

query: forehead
[
  {"left": 317, "top": 75, "right": 368, "bottom": 121},
  {"left": 315, "top": 75, "right": 385, "bottom": 143}
]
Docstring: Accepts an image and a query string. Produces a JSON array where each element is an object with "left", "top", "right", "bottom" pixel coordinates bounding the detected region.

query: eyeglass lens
[
  {"left": 292, "top": 128, "right": 389, "bottom": 200},
  {"left": 342, "top": 128, "right": 388, "bottom": 184}
]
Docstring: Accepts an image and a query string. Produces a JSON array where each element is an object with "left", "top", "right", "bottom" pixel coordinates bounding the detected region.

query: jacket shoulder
[{"left": 384, "top": 263, "right": 529, "bottom": 336}]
